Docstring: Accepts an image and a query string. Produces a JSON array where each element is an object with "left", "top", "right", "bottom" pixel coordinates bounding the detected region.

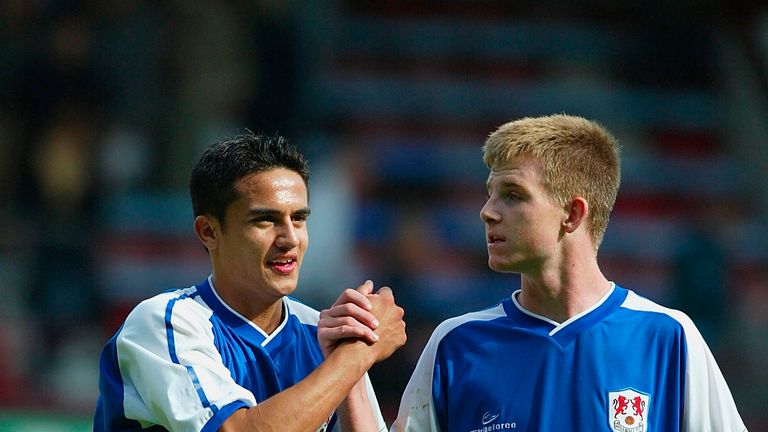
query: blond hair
[{"left": 483, "top": 114, "right": 620, "bottom": 249}]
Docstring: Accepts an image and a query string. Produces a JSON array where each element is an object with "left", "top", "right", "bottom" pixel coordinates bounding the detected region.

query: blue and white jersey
[
  {"left": 392, "top": 284, "right": 746, "bottom": 432},
  {"left": 94, "top": 276, "right": 385, "bottom": 432}
]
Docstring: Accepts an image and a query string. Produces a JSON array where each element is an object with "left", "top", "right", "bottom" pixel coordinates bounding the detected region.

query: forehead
[
  {"left": 234, "top": 168, "right": 308, "bottom": 205},
  {"left": 486, "top": 156, "right": 544, "bottom": 187}
]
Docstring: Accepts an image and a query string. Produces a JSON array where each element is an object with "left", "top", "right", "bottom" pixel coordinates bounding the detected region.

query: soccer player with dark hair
[
  {"left": 94, "top": 131, "right": 406, "bottom": 431},
  {"left": 323, "top": 114, "right": 746, "bottom": 431}
]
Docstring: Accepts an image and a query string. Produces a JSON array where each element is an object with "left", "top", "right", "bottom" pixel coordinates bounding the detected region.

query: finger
[
  {"left": 318, "top": 324, "right": 369, "bottom": 341},
  {"left": 375, "top": 286, "right": 393, "bottom": 299},
  {"left": 318, "top": 320, "right": 380, "bottom": 343},
  {"left": 320, "top": 315, "right": 373, "bottom": 330},
  {"left": 334, "top": 286, "right": 373, "bottom": 311},
  {"left": 322, "top": 304, "right": 379, "bottom": 329}
]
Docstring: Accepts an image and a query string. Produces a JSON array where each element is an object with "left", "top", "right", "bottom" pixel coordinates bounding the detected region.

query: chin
[
  {"left": 488, "top": 259, "right": 519, "bottom": 274},
  {"left": 280, "top": 281, "right": 299, "bottom": 295},
  {"left": 487, "top": 260, "right": 506, "bottom": 272},
  {"left": 269, "top": 278, "right": 299, "bottom": 296}
]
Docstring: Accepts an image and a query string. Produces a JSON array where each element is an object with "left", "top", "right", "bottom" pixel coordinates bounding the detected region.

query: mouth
[
  {"left": 487, "top": 234, "right": 506, "bottom": 246},
  {"left": 267, "top": 256, "right": 298, "bottom": 275}
]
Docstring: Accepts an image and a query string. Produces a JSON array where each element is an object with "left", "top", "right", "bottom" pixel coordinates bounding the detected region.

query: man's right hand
[{"left": 318, "top": 280, "right": 406, "bottom": 361}]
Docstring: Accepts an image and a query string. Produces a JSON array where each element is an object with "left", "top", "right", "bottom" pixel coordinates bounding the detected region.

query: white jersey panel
[
  {"left": 621, "top": 291, "right": 747, "bottom": 432},
  {"left": 392, "top": 304, "right": 508, "bottom": 432},
  {"left": 287, "top": 297, "right": 322, "bottom": 325},
  {"left": 116, "top": 288, "right": 256, "bottom": 432}
]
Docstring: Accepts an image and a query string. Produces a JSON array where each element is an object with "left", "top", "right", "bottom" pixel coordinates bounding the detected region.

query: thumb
[{"left": 356, "top": 280, "right": 374, "bottom": 296}]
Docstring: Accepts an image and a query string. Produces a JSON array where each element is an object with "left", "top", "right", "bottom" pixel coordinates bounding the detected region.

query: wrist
[{"left": 333, "top": 339, "right": 376, "bottom": 372}]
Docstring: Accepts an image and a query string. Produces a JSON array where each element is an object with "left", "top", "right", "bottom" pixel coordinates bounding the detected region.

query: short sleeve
[
  {"left": 391, "top": 329, "right": 443, "bottom": 432},
  {"left": 116, "top": 294, "right": 256, "bottom": 432},
  {"left": 680, "top": 315, "right": 747, "bottom": 432}
]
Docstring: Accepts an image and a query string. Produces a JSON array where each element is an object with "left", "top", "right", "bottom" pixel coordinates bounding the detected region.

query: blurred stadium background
[{"left": 2, "top": 0, "right": 768, "bottom": 430}]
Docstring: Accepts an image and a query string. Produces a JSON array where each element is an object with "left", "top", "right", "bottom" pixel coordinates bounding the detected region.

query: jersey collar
[
  {"left": 504, "top": 283, "right": 628, "bottom": 348},
  {"left": 197, "top": 275, "right": 290, "bottom": 347}
]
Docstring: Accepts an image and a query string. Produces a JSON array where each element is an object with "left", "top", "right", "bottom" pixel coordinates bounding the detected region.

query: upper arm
[{"left": 116, "top": 297, "right": 255, "bottom": 432}]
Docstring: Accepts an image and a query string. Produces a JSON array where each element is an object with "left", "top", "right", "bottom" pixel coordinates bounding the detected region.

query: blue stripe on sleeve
[
  {"left": 164, "top": 293, "right": 215, "bottom": 410},
  {"left": 200, "top": 400, "right": 249, "bottom": 432}
]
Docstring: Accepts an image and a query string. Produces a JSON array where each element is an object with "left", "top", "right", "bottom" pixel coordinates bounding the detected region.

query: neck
[
  {"left": 210, "top": 275, "right": 286, "bottom": 334},
  {"left": 248, "top": 299, "right": 285, "bottom": 335},
  {"left": 517, "top": 248, "right": 610, "bottom": 323}
]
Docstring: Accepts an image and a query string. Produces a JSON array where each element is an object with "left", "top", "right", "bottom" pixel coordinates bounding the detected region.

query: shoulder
[
  {"left": 123, "top": 286, "right": 212, "bottom": 334},
  {"left": 112, "top": 286, "right": 218, "bottom": 364},
  {"left": 618, "top": 289, "right": 699, "bottom": 337},
  {"left": 429, "top": 302, "right": 507, "bottom": 348},
  {"left": 404, "top": 303, "right": 508, "bottom": 389}
]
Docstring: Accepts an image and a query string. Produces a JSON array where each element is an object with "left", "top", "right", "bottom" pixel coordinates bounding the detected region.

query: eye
[
  {"left": 292, "top": 210, "right": 310, "bottom": 223},
  {"left": 250, "top": 216, "right": 276, "bottom": 226}
]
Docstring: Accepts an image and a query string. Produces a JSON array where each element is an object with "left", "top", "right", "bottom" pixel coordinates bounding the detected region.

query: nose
[
  {"left": 480, "top": 198, "right": 500, "bottom": 224},
  {"left": 275, "top": 219, "right": 300, "bottom": 249}
]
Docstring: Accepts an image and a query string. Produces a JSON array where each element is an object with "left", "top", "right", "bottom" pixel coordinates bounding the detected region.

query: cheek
[
  {"left": 511, "top": 213, "right": 557, "bottom": 248},
  {"left": 241, "top": 232, "right": 271, "bottom": 259},
  {"left": 530, "top": 215, "right": 563, "bottom": 245},
  {"left": 298, "top": 229, "right": 309, "bottom": 251},
  {"left": 513, "top": 226, "right": 541, "bottom": 252}
]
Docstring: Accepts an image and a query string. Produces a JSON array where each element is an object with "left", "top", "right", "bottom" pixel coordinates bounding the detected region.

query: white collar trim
[
  {"left": 510, "top": 282, "right": 616, "bottom": 336},
  {"left": 207, "top": 275, "right": 288, "bottom": 346}
]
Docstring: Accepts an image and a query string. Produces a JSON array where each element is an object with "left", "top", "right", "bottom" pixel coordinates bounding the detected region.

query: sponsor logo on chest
[
  {"left": 608, "top": 388, "right": 650, "bottom": 432},
  {"left": 468, "top": 410, "right": 517, "bottom": 431}
]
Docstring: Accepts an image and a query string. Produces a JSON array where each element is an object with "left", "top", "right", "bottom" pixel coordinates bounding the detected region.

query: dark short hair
[{"left": 189, "top": 131, "right": 310, "bottom": 226}]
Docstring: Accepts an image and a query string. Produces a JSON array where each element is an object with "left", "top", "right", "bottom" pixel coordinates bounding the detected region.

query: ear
[
  {"left": 194, "top": 215, "right": 220, "bottom": 251},
  {"left": 563, "top": 196, "right": 588, "bottom": 234}
]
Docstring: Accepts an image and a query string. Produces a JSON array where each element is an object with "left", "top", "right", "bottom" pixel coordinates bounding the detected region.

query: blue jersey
[
  {"left": 392, "top": 284, "right": 745, "bottom": 432},
  {"left": 94, "top": 276, "right": 384, "bottom": 432}
]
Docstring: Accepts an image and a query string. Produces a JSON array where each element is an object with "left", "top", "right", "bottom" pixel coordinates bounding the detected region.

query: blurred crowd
[
  {"left": 0, "top": 0, "right": 303, "bottom": 412},
  {"left": 1, "top": 1, "right": 768, "bottom": 430}
]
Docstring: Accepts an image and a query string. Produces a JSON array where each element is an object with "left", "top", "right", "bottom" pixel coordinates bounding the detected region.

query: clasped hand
[{"left": 318, "top": 280, "right": 407, "bottom": 363}]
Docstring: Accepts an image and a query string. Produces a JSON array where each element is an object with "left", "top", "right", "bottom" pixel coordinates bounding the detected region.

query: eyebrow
[
  {"left": 247, "top": 207, "right": 311, "bottom": 218},
  {"left": 487, "top": 180, "right": 531, "bottom": 199},
  {"left": 294, "top": 207, "right": 311, "bottom": 217},
  {"left": 487, "top": 178, "right": 522, "bottom": 189}
]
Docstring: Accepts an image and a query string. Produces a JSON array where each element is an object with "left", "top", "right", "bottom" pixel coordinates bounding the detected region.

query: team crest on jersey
[{"left": 608, "top": 388, "right": 649, "bottom": 432}]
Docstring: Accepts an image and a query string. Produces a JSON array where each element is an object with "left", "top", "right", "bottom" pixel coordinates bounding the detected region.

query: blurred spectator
[
  {"left": 297, "top": 138, "right": 364, "bottom": 307},
  {"left": 24, "top": 110, "right": 103, "bottom": 405}
]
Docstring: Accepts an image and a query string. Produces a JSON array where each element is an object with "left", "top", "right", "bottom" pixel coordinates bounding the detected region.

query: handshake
[{"left": 318, "top": 280, "right": 407, "bottom": 365}]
